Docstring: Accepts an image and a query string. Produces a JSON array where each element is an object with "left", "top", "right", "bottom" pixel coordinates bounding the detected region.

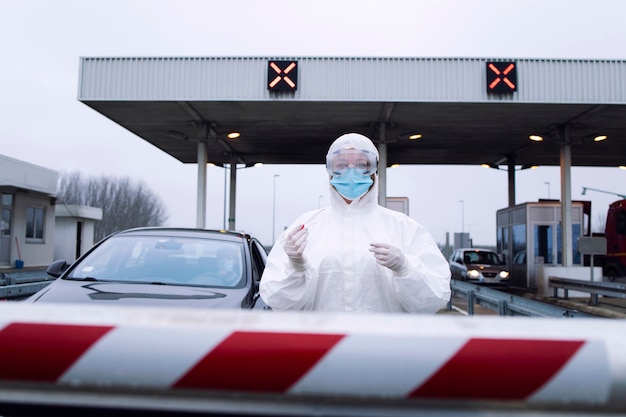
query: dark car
[
  {"left": 449, "top": 248, "right": 509, "bottom": 285},
  {"left": 25, "top": 227, "right": 269, "bottom": 309}
]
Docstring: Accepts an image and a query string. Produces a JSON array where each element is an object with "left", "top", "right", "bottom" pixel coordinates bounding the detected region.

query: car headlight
[
  {"left": 499, "top": 271, "right": 510, "bottom": 279},
  {"left": 467, "top": 269, "right": 480, "bottom": 279}
]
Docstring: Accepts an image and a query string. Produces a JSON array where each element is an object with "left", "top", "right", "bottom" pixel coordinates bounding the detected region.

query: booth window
[{"left": 26, "top": 206, "right": 45, "bottom": 241}]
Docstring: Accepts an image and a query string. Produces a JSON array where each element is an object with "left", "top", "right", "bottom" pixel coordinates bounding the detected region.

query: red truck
[{"left": 593, "top": 199, "right": 626, "bottom": 280}]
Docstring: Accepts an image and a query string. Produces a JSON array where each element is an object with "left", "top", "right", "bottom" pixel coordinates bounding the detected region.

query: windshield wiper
[{"left": 67, "top": 276, "right": 101, "bottom": 282}]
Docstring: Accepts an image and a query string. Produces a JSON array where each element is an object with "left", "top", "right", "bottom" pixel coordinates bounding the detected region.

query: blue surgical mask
[{"left": 330, "top": 169, "right": 373, "bottom": 200}]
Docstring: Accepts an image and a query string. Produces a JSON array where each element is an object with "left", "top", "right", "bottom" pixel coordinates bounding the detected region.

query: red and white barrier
[{"left": 0, "top": 303, "right": 625, "bottom": 415}]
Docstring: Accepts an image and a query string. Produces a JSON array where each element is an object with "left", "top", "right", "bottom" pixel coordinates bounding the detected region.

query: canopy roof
[
  {"left": 82, "top": 100, "right": 626, "bottom": 167},
  {"left": 78, "top": 57, "right": 626, "bottom": 169}
]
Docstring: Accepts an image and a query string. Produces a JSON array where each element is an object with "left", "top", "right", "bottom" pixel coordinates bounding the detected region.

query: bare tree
[{"left": 57, "top": 171, "right": 169, "bottom": 241}]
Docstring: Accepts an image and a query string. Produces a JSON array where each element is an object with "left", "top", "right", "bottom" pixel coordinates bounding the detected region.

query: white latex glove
[
  {"left": 369, "top": 242, "right": 407, "bottom": 271},
  {"left": 283, "top": 225, "right": 308, "bottom": 266}
]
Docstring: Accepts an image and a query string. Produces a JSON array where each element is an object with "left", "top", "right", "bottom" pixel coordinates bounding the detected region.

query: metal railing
[
  {"left": 0, "top": 269, "right": 54, "bottom": 300},
  {"left": 449, "top": 279, "right": 597, "bottom": 318},
  {"left": 549, "top": 276, "right": 626, "bottom": 306}
]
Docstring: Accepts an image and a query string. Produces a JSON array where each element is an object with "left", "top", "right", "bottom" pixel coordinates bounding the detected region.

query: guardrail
[
  {"left": 0, "top": 269, "right": 54, "bottom": 300},
  {"left": 549, "top": 276, "right": 626, "bottom": 306},
  {"left": 449, "top": 279, "right": 596, "bottom": 318},
  {"left": 0, "top": 303, "right": 625, "bottom": 416}
]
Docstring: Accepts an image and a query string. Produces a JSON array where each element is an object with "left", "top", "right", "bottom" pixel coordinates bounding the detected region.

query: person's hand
[
  {"left": 369, "top": 242, "right": 407, "bottom": 271},
  {"left": 284, "top": 225, "right": 308, "bottom": 266}
]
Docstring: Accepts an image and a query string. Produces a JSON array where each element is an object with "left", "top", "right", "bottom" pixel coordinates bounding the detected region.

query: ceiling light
[
  {"left": 528, "top": 135, "right": 544, "bottom": 142},
  {"left": 481, "top": 163, "right": 500, "bottom": 169},
  {"left": 521, "top": 164, "right": 539, "bottom": 170},
  {"left": 390, "top": 164, "right": 401, "bottom": 168},
  {"left": 593, "top": 135, "right": 608, "bottom": 142},
  {"left": 619, "top": 165, "right": 626, "bottom": 170},
  {"left": 227, "top": 132, "right": 241, "bottom": 139},
  {"left": 408, "top": 134, "right": 423, "bottom": 140},
  {"left": 253, "top": 162, "right": 263, "bottom": 168}
]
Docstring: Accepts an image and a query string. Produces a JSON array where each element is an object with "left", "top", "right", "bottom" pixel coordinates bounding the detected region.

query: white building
[
  {"left": 0, "top": 154, "right": 100, "bottom": 269},
  {"left": 54, "top": 204, "right": 102, "bottom": 263}
]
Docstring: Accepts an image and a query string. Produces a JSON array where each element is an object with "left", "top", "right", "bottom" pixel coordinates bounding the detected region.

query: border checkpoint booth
[{"left": 496, "top": 200, "right": 601, "bottom": 295}]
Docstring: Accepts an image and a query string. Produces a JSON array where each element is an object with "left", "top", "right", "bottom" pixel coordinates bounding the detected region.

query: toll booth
[{"left": 496, "top": 201, "right": 587, "bottom": 291}]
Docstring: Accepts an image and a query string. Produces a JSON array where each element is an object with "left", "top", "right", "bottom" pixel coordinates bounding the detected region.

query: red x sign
[
  {"left": 267, "top": 60, "right": 298, "bottom": 92},
  {"left": 486, "top": 62, "right": 517, "bottom": 93}
]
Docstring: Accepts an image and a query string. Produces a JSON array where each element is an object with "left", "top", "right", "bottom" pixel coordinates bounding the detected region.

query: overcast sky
[{"left": 2, "top": 0, "right": 626, "bottom": 247}]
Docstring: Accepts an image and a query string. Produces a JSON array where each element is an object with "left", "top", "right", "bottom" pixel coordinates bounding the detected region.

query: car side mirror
[{"left": 46, "top": 259, "right": 68, "bottom": 278}]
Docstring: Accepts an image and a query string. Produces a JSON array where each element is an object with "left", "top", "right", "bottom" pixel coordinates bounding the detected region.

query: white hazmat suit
[{"left": 260, "top": 133, "right": 451, "bottom": 313}]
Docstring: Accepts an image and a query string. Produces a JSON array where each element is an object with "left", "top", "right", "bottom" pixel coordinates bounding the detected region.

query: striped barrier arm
[{"left": 0, "top": 303, "right": 625, "bottom": 416}]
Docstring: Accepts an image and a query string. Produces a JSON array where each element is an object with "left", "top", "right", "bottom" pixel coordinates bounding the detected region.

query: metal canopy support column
[
  {"left": 560, "top": 125, "right": 573, "bottom": 266},
  {"left": 228, "top": 154, "right": 237, "bottom": 231},
  {"left": 507, "top": 155, "right": 516, "bottom": 207},
  {"left": 377, "top": 124, "right": 387, "bottom": 207},
  {"left": 196, "top": 141, "right": 208, "bottom": 228}
]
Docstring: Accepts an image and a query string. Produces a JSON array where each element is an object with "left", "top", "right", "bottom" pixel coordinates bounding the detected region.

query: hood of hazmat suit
[{"left": 260, "top": 133, "right": 451, "bottom": 313}]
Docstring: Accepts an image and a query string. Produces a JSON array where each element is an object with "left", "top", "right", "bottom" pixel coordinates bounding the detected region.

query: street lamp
[
  {"left": 581, "top": 186, "right": 626, "bottom": 199},
  {"left": 272, "top": 174, "right": 279, "bottom": 244},
  {"left": 544, "top": 181, "right": 551, "bottom": 199}
]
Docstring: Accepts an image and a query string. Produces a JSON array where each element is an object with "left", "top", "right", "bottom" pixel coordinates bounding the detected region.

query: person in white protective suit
[{"left": 259, "top": 133, "right": 451, "bottom": 313}]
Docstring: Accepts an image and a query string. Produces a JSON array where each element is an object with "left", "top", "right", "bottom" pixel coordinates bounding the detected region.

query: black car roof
[{"left": 112, "top": 227, "right": 251, "bottom": 243}]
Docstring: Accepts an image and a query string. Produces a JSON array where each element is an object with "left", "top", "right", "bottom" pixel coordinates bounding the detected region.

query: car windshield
[
  {"left": 465, "top": 251, "right": 501, "bottom": 265},
  {"left": 67, "top": 235, "right": 244, "bottom": 288}
]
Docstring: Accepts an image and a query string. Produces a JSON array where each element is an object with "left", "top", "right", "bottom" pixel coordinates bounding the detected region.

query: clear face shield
[{"left": 326, "top": 149, "right": 378, "bottom": 177}]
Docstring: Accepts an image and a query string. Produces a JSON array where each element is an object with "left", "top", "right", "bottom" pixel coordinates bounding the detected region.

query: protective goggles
[{"left": 326, "top": 149, "right": 378, "bottom": 176}]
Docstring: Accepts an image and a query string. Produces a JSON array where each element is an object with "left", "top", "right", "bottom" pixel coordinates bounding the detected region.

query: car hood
[{"left": 26, "top": 278, "right": 250, "bottom": 309}]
